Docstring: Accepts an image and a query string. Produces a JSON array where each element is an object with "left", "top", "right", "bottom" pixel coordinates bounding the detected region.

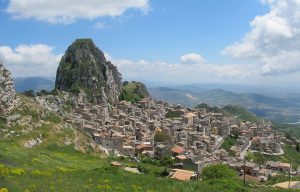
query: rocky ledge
[{"left": 0, "top": 62, "right": 17, "bottom": 114}]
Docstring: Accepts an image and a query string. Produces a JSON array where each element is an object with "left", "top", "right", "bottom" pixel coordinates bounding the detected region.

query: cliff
[
  {"left": 55, "top": 39, "right": 122, "bottom": 104},
  {"left": 119, "top": 81, "right": 150, "bottom": 103},
  {"left": 0, "top": 61, "right": 17, "bottom": 114}
]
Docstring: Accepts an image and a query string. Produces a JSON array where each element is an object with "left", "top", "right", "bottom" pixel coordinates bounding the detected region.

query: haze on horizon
[{"left": 1, "top": 0, "right": 300, "bottom": 88}]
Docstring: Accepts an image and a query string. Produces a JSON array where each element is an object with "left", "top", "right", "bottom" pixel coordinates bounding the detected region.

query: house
[
  {"left": 154, "top": 144, "right": 171, "bottom": 159},
  {"left": 184, "top": 112, "right": 197, "bottom": 126},
  {"left": 102, "top": 136, "right": 123, "bottom": 152},
  {"left": 175, "top": 155, "right": 187, "bottom": 162},
  {"left": 169, "top": 169, "right": 197, "bottom": 181},
  {"left": 135, "top": 144, "right": 153, "bottom": 156},
  {"left": 171, "top": 146, "right": 185, "bottom": 156},
  {"left": 230, "top": 146, "right": 241, "bottom": 157},
  {"left": 241, "top": 162, "right": 259, "bottom": 176},
  {"left": 266, "top": 161, "right": 291, "bottom": 172},
  {"left": 122, "top": 146, "right": 135, "bottom": 157},
  {"left": 192, "top": 160, "right": 206, "bottom": 173}
]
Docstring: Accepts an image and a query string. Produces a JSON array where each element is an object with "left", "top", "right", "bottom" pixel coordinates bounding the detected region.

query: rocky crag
[
  {"left": 119, "top": 81, "right": 150, "bottom": 103},
  {"left": 0, "top": 61, "right": 17, "bottom": 114},
  {"left": 55, "top": 39, "right": 122, "bottom": 104}
]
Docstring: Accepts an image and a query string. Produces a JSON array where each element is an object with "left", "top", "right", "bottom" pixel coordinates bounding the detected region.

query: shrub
[
  {"left": 22, "top": 90, "right": 35, "bottom": 97},
  {"left": 0, "top": 164, "right": 9, "bottom": 179},
  {"left": 36, "top": 89, "right": 51, "bottom": 96},
  {"left": 42, "top": 112, "right": 61, "bottom": 124},
  {"left": 202, "top": 164, "right": 237, "bottom": 180},
  {"left": 165, "top": 111, "right": 181, "bottom": 119},
  {"left": 9, "top": 168, "right": 25, "bottom": 176},
  {"left": 31, "top": 170, "right": 52, "bottom": 176},
  {"left": 0, "top": 188, "right": 8, "bottom": 192},
  {"left": 154, "top": 132, "right": 170, "bottom": 143}
]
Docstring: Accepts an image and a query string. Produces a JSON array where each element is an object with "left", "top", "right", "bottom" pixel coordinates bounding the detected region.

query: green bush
[
  {"left": 165, "top": 111, "right": 181, "bottom": 119},
  {"left": 9, "top": 168, "right": 25, "bottom": 176},
  {"left": 36, "top": 89, "right": 51, "bottom": 96},
  {"left": 0, "top": 164, "right": 9, "bottom": 179},
  {"left": 221, "top": 135, "right": 237, "bottom": 154},
  {"left": 154, "top": 132, "right": 170, "bottom": 143},
  {"left": 0, "top": 188, "right": 8, "bottom": 192},
  {"left": 42, "top": 112, "right": 61, "bottom": 124},
  {"left": 202, "top": 164, "right": 237, "bottom": 180},
  {"left": 22, "top": 90, "right": 35, "bottom": 97}
]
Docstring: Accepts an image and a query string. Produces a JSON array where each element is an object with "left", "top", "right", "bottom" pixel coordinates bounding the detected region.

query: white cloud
[
  {"left": 180, "top": 53, "right": 206, "bottom": 64},
  {"left": 222, "top": 0, "right": 300, "bottom": 75},
  {"left": 0, "top": 44, "right": 62, "bottom": 77},
  {"left": 0, "top": 44, "right": 258, "bottom": 83},
  {"left": 110, "top": 54, "right": 256, "bottom": 84},
  {"left": 94, "top": 22, "right": 107, "bottom": 29},
  {"left": 6, "top": 0, "right": 149, "bottom": 24}
]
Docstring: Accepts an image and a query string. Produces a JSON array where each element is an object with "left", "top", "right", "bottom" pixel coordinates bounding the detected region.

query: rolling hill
[{"left": 149, "top": 87, "right": 300, "bottom": 123}]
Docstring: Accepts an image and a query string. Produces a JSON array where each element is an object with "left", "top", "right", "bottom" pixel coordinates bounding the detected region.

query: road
[{"left": 239, "top": 140, "right": 251, "bottom": 159}]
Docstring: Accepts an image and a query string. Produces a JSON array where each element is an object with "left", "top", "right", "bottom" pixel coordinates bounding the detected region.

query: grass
[
  {"left": 247, "top": 144, "right": 300, "bottom": 168},
  {"left": 272, "top": 122, "right": 300, "bottom": 139},
  {"left": 221, "top": 135, "right": 237, "bottom": 156},
  {"left": 165, "top": 111, "right": 181, "bottom": 119},
  {"left": 196, "top": 104, "right": 261, "bottom": 123},
  {"left": 119, "top": 81, "right": 148, "bottom": 104},
  {"left": 0, "top": 140, "right": 294, "bottom": 191},
  {"left": 222, "top": 105, "right": 261, "bottom": 123}
]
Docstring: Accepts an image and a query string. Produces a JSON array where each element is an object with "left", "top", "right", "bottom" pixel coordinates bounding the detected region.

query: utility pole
[
  {"left": 244, "top": 158, "right": 246, "bottom": 187},
  {"left": 288, "top": 163, "right": 292, "bottom": 189}
]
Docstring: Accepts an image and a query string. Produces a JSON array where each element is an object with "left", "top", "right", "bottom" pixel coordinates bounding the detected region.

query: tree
[
  {"left": 160, "top": 156, "right": 173, "bottom": 176},
  {"left": 202, "top": 164, "right": 237, "bottom": 180},
  {"left": 252, "top": 153, "right": 266, "bottom": 164},
  {"left": 161, "top": 156, "right": 173, "bottom": 168},
  {"left": 22, "top": 90, "right": 35, "bottom": 97},
  {"left": 154, "top": 131, "right": 170, "bottom": 143},
  {"left": 36, "top": 89, "right": 50, "bottom": 96},
  {"left": 296, "top": 142, "right": 300, "bottom": 152},
  {"left": 245, "top": 152, "right": 255, "bottom": 161}
]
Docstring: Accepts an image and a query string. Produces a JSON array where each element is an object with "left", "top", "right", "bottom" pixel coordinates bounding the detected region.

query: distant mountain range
[
  {"left": 14, "top": 77, "right": 54, "bottom": 92},
  {"left": 149, "top": 86, "right": 300, "bottom": 123},
  {"left": 13, "top": 77, "right": 300, "bottom": 123}
]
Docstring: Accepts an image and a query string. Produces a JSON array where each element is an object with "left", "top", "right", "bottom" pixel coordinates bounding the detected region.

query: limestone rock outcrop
[
  {"left": 55, "top": 39, "right": 122, "bottom": 104},
  {"left": 0, "top": 62, "right": 17, "bottom": 114}
]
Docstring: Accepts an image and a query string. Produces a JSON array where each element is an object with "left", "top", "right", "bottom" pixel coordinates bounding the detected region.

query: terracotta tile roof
[
  {"left": 135, "top": 144, "right": 152, "bottom": 150},
  {"left": 175, "top": 155, "right": 187, "bottom": 160},
  {"left": 171, "top": 146, "right": 185, "bottom": 154}
]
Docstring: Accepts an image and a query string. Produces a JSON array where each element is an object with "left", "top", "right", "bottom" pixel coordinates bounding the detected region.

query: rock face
[
  {"left": 55, "top": 39, "right": 122, "bottom": 104},
  {"left": 119, "top": 81, "right": 150, "bottom": 103},
  {"left": 0, "top": 62, "right": 17, "bottom": 114},
  {"left": 123, "top": 81, "right": 150, "bottom": 98}
]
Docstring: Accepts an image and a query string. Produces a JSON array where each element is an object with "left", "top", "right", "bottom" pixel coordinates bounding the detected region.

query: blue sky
[{"left": 0, "top": 0, "right": 300, "bottom": 87}]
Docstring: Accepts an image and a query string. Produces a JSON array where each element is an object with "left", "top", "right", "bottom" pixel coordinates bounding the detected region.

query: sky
[{"left": 0, "top": 0, "right": 300, "bottom": 87}]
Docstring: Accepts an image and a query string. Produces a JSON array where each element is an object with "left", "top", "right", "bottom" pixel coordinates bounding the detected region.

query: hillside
[
  {"left": 149, "top": 87, "right": 300, "bottom": 123},
  {"left": 119, "top": 81, "right": 150, "bottom": 103},
  {"left": 0, "top": 95, "right": 288, "bottom": 192}
]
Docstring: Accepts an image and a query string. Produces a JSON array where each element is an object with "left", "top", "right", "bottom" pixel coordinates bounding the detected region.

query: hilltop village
[{"left": 39, "top": 93, "right": 297, "bottom": 182}]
